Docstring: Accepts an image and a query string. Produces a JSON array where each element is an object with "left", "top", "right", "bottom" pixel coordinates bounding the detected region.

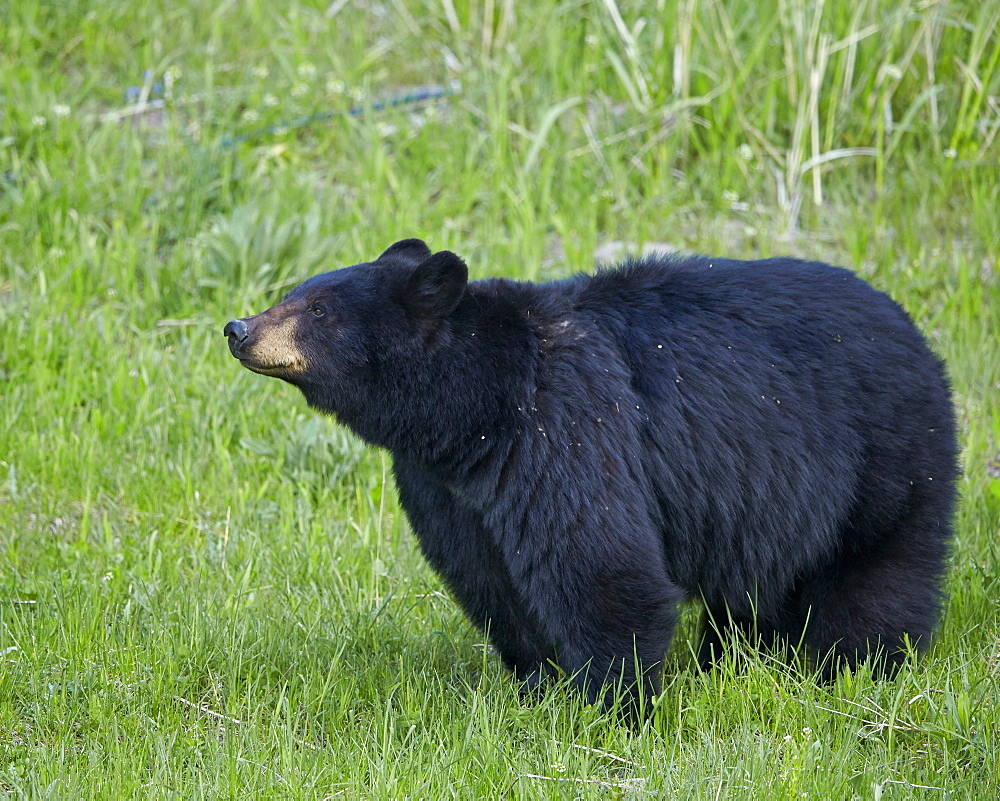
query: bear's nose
[{"left": 223, "top": 319, "right": 249, "bottom": 343}]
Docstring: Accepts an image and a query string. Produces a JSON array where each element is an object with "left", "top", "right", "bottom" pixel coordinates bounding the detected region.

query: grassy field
[{"left": 1, "top": 0, "right": 998, "bottom": 796}]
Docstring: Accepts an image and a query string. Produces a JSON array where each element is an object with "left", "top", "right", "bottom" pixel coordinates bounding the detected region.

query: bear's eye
[{"left": 310, "top": 304, "right": 326, "bottom": 318}]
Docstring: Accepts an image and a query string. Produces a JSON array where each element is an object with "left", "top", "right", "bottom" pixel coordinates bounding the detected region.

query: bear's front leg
[
  {"left": 392, "top": 457, "right": 555, "bottom": 682},
  {"left": 579, "top": 576, "right": 681, "bottom": 717},
  {"left": 517, "top": 547, "right": 685, "bottom": 718}
]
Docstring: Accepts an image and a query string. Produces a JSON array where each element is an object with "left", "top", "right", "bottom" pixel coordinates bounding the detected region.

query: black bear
[{"left": 224, "top": 239, "right": 958, "bottom": 713}]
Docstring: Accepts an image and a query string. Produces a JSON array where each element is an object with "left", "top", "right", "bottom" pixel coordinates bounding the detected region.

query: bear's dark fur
[{"left": 225, "top": 239, "right": 958, "bottom": 712}]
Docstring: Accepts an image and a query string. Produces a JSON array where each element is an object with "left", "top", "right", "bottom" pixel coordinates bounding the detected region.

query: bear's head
[{"left": 223, "top": 239, "right": 469, "bottom": 446}]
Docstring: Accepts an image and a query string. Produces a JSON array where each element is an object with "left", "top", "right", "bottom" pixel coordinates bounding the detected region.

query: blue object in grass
[
  {"left": 218, "top": 84, "right": 457, "bottom": 148},
  {"left": 124, "top": 69, "right": 164, "bottom": 104}
]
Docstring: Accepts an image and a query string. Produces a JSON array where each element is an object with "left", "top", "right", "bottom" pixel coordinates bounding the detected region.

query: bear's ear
[
  {"left": 377, "top": 239, "right": 432, "bottom": 265},
  {"left": 404, "top": 251, "right": 468, "bottom": 323}
]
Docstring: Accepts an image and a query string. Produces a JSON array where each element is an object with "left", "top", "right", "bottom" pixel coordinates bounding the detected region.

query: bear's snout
[
  {"left": 224, "top": 319, "right": 249, "bottom": 354},
  {"left": 223, "top": 310, "right": 306, "bottom": 376}
]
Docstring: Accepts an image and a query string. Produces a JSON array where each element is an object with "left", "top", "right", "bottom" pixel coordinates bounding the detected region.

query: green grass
[{"left": 1, "top": 0, "right": 998, "bottom": 796}]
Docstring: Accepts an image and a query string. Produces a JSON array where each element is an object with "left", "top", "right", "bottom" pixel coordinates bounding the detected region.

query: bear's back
[{"left": 525, "top": 255, "right": 955, "bottom": 605}]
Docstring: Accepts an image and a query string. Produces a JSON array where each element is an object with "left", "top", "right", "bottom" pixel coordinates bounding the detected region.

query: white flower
[
  {"left": 263, "top": 93, "right": 280, "bottom": 107},
  {"left": 943, "top": 148, "right": 957, "bottom": 159},
  {"left": 291, "top": 82, "right": 308, "bottom": 98},
  {"left": 241, "top": 109, "right": 261, "bottom": 123},
  {"left": 881, "top": 64, "right": 903, "bottom": 81},
  {"left": 53, "top": 104, "right": 71, "bottom": 118},
  {"left": 738, "top": 143, "right": 753, "bottom": 161},
  {"left": 325, "top": 75, "right": 345, "bottom": 95},
  {"left": 252, "top": 65, "right": 270, "bottom": 79},
  {"left": 723, "top": 189, "right": 740, "bottom": 203},
  {"left": 163, "top": 66, "right": 180, "bottom": 99},
  {"left": 31, "top": 115, "right": 47, "bottom": 127},
  {"left": 297, "top": 63, "right": 317, "bottom": 79}
]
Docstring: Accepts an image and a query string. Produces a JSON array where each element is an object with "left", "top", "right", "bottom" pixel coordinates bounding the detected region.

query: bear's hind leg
[{"left": 794, "top": 485, "right": 953, "bottom": 679}]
